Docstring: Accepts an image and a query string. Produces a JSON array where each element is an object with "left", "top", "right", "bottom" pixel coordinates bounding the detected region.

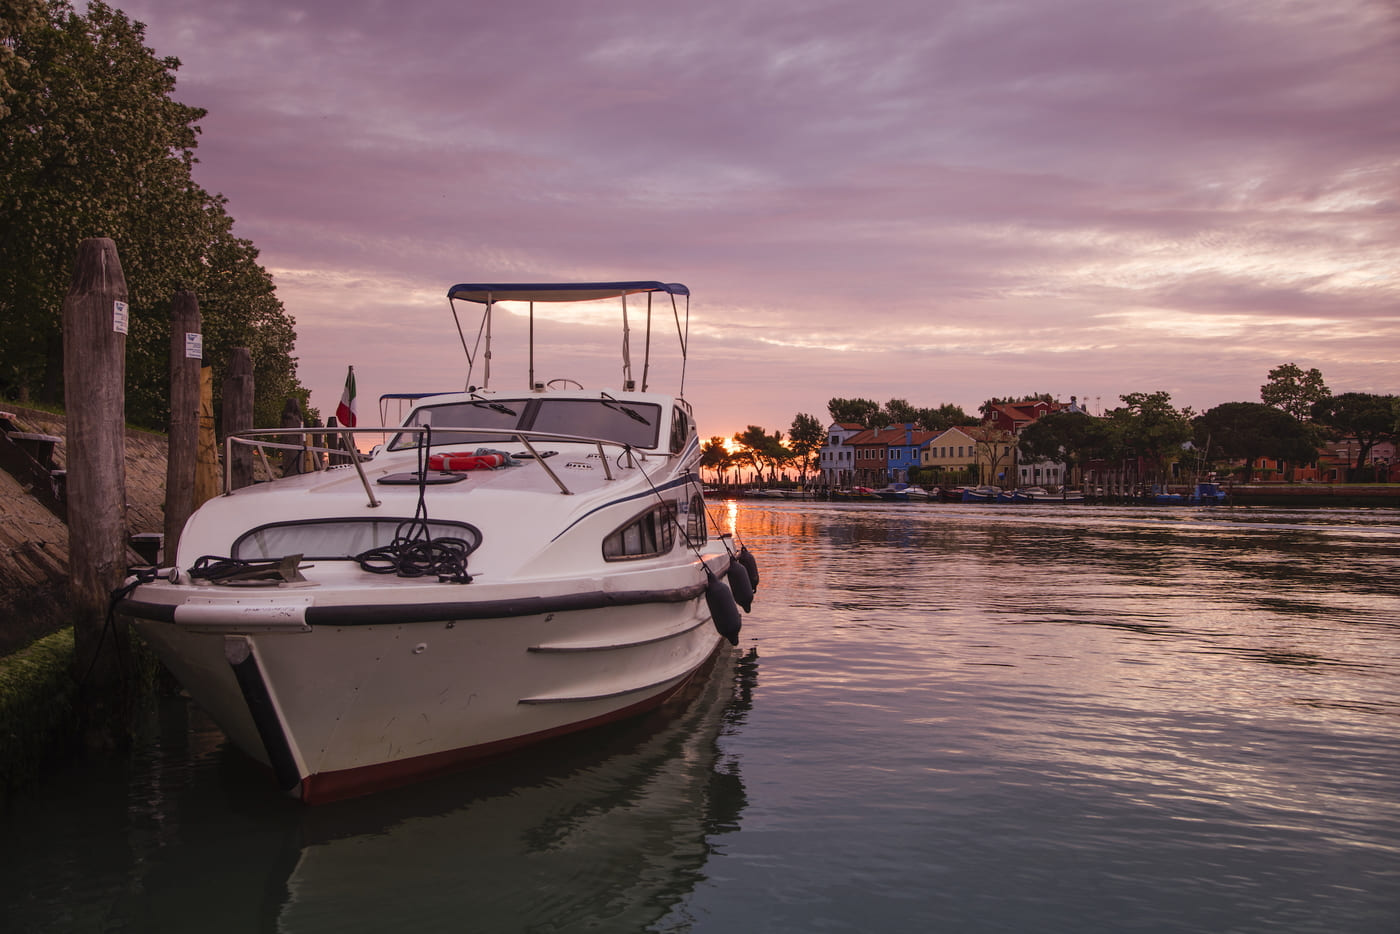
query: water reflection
[{"left": 2, "top": 648, "right": 757, "bottom": 934}]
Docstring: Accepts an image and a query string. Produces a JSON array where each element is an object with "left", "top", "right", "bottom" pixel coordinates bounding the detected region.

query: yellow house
[{"left": 923, "top": 426, "right": 1016, "bottom": 485}]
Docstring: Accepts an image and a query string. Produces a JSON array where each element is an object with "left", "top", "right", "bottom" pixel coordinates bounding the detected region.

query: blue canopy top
[{"left": 447, "top": 281, "right": 689, "bottom": 304}]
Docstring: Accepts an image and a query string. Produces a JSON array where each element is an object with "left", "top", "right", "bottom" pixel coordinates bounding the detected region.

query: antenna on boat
[
  {"left": 640, "top": 291, "right": 653, "bottom": 392},
  {"left": 620, "top": 290, "right": 634, "bottom": 390},
  {"left": 483, "top": 296, "right": 493, "bottom": 388}
]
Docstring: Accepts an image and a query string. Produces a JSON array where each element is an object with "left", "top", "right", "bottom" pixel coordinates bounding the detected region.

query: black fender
[
  {"left": 727, "top": 558, "right": 754, "bottom": 613},
  {"left": 705, "top": 570, "right": 742, "bottom": 645},
  {"left": 738, "top": 546, "right": 760, "bottom": 591}
]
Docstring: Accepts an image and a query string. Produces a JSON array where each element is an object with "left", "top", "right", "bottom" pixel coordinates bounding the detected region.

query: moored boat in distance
[{"left": 120, "top": 281, "right": 758, "bottom": 804}]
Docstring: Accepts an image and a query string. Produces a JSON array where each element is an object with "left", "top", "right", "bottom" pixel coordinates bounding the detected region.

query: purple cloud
[{"left": 105, "top": 0, "right": 1399, "bottom": 434}]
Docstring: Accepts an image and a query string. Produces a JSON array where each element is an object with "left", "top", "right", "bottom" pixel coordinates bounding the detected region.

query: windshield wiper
[
  {"left": 599, "top": 392, "right": 650, "bottom": 425},
  {"left": 469, "top": 393, "right": 517, "bottom": 416}
]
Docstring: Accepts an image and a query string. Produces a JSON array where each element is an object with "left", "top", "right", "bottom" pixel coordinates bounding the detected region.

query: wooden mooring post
[
  {"left": 194, "top": 363, "right": 220, "bottom": 506},
  {"left": 222, "top": 347, "right": 255, "bottom": 490},
  {"left": 163, "top": 290, "right": 201, "bottom": 562},
  {"left": 61, "top": 237, "right": 132, "bottom": 747}
]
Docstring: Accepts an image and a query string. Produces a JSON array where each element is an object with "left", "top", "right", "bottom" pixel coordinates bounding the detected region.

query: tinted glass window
[
  {"left": 389, "top": 400, "right": 528, "bottom": 449},
  {"left": 530, "top": 399, "right": 661, "bottom": 448}
]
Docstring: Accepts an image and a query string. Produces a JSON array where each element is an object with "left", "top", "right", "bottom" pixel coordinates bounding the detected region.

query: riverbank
[
  {"left": 1226, "top": 482, "right": 1400, "bottom": 507},
  {"left": 0, "top": 405, "right": 167, "bottom": 805},
  {"left": 0, "top": 404, "right": 168, "bottom": 654}
]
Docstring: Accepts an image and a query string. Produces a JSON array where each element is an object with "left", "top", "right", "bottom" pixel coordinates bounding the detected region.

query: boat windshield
[{"left": 388, "top": 398, "right": 662, "bottom": 450}]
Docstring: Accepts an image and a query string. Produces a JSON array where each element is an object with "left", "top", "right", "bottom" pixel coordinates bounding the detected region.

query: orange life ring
[{"left": 428, "top": 452, "right": 506, "bottom": 472}]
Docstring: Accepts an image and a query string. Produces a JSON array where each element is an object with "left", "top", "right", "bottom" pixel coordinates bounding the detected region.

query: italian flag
[{"left": 336, "top": 365, "right": 357, "bottom": 428}]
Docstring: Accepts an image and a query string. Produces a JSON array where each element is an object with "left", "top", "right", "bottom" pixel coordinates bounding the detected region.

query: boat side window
[
  {"left": 388, "top": 401, "right": 529, "bottom": 450},
  {"left": 684, "top": 493, "right": 706, "bottom": 545},
  {"left": 669, "top": 406, "right": 691, "bottom": 454},
  {"left": 233, "top": 518, "right": 482, "bottom": 560},
  {"left": 529, "top": 399, "right": 662, "bottom": 448},
  {"left": 602, "top": 501, "right": 677, "bottom": 561}
]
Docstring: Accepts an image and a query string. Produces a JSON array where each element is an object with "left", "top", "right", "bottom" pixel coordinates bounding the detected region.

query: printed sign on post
[
  {"left": 185, "top": 332, "right": 203, "bottom": 359},
  {"left": 113, "top": 301, "right": 129, "bottom": 334}
]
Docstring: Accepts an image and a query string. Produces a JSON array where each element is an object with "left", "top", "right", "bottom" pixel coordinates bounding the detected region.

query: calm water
[{"left": 3, "top": 502, "right": 1398, "bottom": 933}]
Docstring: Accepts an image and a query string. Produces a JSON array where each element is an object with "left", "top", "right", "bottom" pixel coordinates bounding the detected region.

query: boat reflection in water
[
  {"left": 15, "top": 646, "right": 759, "bottom": 932},
  {"left": 273, "top": 645, "right": 755, "bottom": 932}
]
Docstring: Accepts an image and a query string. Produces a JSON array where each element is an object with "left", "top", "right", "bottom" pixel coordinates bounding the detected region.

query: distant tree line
[
  {"left": 705, "top": 364, "right": 1399, "bottom": 487},
  {"left": 0, "top": 0, "right": 310, "bottom": 429},
  {"left": 1017, "top": 365, "right": 1399, "bottom": 483}
]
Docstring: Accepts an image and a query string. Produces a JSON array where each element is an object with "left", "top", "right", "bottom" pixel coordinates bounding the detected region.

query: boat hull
[{"left": 128, "top": 570, "right": 727, "bottom": 803}]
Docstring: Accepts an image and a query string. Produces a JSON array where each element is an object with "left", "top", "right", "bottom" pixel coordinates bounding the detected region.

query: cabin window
[
  {"left": 669, "top": 406, "right": 690, "bottom": 454},
  {"left": 532, "top": 398, "right": 661, "bottom": 448},
  {"left": 684, "top": 494, "right": 707, "bottom": 545},
  {"left": 388, "top": 400, "right": 526, "bottom": 449},
  {"left": 389, "top": 397, "right": 662, "bottom": 450},
  {"left": 233, "top": 518, "right": 482, "bottom": 561},
  {"left": 603, "top": 502, "right": 677, "bottom": 561}
]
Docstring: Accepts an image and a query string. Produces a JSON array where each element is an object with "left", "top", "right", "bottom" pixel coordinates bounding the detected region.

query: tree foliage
[
  {"left": 1192, "top": 402, "right": 1318, "bottom": 482},
  {"left": 1310, "top": 392, "right": 1400, "bottom": 472},
  {"left": 1017, "top": 410, "right": 1113, "bottom": 477},
  {"left": 881, "top": 398, "right": 919, "bottom": 427},
  {"left": 0, "top": 0, "right": 47, "bottom": 119},
  {"left": 1104, "top": 391, "right": 1193, "bottom": 481},
  {"left": 0, "top": 0, "right": 308, "bottom": 428},
  {"left": 918, "top": 402, "right": 972, "bottom": 432},
  {"left": 700, "top": 436, "right": 735, "bottom": 484},
  {"left": 732, "top": 425, "right": 789, "bottom": 484},
  {"left": 827, "top": 397, "right": 881, "bottom": 428},
  {"left": 1260, "top": 363, "right": 1329, "bottom": 421},
  {"left": 787, "top": 413, "right": 824, "bottom": 485},
  {"left": 827, "top": 396, "right": 971, "bottom": 432}
]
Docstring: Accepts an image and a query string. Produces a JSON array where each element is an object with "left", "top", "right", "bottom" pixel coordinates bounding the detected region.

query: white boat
[{"left": 120, "top": 281, "right": 758, "bottom": 804}]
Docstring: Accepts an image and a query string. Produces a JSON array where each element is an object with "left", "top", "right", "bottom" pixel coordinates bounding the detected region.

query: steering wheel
[{"left": 546, "top": 378, "right": 584, "bottom": 390}]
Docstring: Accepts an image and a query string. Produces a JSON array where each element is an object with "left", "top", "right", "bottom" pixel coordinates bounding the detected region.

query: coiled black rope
[
  {"left": 353, "top": 425, "right": 473, "bottom": 583},
  {"left": 188, "top": 555, "right": 298, "bottom": 583},
  {"left": 356, "top": 532, "right": 474, "bottom": 582}
]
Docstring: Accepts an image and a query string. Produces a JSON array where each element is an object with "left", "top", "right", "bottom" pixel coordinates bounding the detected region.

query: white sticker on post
[
  {"left": 113, "top": 301, "right": 129, "bottom": 334},
  {"left": 185, "top": 332, "right": 203, "bottom": 359}
]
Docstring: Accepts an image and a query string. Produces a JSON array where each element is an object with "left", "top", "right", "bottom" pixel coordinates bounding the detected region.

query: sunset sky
[{"left": 107, "top": 0, "right": 1398, "bottom": 440}]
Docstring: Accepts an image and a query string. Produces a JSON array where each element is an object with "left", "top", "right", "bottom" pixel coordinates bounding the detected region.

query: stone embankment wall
[{"left": 0, "top": 405, "right": 167, "bottom": 654}]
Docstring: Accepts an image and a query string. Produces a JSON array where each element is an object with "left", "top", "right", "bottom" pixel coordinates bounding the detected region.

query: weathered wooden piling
[
  {"left": 222, "top": 347, "right": 255, "bottom": 490},
  {"left": 195, "top": 364, "right": 220, "bottom": 507},
  {"left": 281, "top": 396, "right": 304, "bottom": 476},
  {"left": 61, "top": 238, "right": 131, "bottom": 746},
  {"left": 163, "top": 291, "right": 201, "bottom": 562}
]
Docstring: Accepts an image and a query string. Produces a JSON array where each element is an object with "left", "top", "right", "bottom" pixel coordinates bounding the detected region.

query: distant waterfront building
[
  {"left": 1015, "top": 396, "right": 1089, "bottom": 487},
  {"left": 839, "top": 423, "right": 940, "bottom": 487},
  {"left": 819, "top": 422, "right": 864, "bottom": 488}
]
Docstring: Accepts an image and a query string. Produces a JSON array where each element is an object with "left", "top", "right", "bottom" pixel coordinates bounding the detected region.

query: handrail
[
  {"left": 225, "top": 426, "right": 389, "bottom": 506},
  {"left": 223, "top": 426, "right": 654, "bottom": 507}
]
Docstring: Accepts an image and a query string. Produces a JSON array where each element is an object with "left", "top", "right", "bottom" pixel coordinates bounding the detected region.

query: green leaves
[
  {"left": 0, "top": 1, "right": 306, "bottom": 428},
  {"left": 1310, "top": 392, "right": 1400, "bottom": 472},
  {"left": 1192, "top": 402, "right": 1319, "bottom": 482},
  {"left": 1260, "top": 363, "right": 1330, "bottom": 421}
]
